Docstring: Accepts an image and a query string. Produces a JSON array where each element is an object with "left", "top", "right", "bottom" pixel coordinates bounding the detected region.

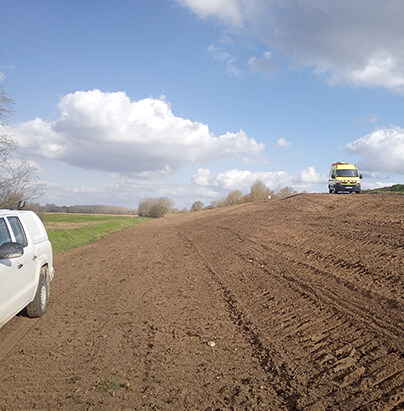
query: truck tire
[{"left": 26, "top": 267, "right": 50, "bottom": 318}]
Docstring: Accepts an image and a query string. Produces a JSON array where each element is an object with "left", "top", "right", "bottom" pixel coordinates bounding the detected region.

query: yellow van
[{"left": 329, "top": 162, "right": 362, "bottom": 194}]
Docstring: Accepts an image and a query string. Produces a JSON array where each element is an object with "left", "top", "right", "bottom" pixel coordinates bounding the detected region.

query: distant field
[{"left": 43, "top": 213, "right": 150, "bottom": 253}]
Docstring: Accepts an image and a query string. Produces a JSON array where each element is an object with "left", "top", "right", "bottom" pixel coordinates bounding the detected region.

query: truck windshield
[{"left": 336, "top": 169, "right": 358, "bottom": 177}]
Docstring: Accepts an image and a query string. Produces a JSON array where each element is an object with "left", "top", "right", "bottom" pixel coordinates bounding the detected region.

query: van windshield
[{"left": 336, "top": 169, "right": 358, "bottom": 177}]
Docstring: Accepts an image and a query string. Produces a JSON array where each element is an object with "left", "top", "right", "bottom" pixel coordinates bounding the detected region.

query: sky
[{"left": 1, "top": 0, "right": 403, "bottom": 209}]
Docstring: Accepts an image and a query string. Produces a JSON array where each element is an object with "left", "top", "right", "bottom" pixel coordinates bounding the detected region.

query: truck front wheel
[{"left": 26, "top": 267, "right": 50, "bottom": 318}]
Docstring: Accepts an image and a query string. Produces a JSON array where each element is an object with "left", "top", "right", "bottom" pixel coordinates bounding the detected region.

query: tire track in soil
[
  {"left": 180, "top": 232, "right": 300, "bottom": 409},
  {"left": 239, "top": 230, "right": 403, "bottom": 338},
  {"left": 180, "top": 197, "right": 403, "bottom": 409}
]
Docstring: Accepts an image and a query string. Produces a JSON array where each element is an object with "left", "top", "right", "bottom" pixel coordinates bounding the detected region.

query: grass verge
[
  {"left": 364, "top": 184, "right": 404, "bottom": 194},
  {"left": 43, "top": 213, "right": 149, "bottom": 253}
]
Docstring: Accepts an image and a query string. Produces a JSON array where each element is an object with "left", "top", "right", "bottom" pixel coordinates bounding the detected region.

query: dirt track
[{"left": 0, "top": 194, "right": 403, "bottom": 410}]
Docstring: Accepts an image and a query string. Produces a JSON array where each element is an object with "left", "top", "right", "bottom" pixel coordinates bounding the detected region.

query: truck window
[
  {"left": 0, "top": 218, "right": 11, "bottom": 247},
  {"left": 7, "top": 217, "right": 28, "bottom": 247},
  {"left": 336, "top": 169, "right": 358, "bottom": 177}
]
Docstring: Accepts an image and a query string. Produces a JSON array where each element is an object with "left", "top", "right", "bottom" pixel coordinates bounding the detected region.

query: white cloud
[
  {"left": 11, "top": 89, "right": 264, "bottom": 176},
  {"left": 177, "top": 0, "right": 244, "bottom": 27},
  {"left": 353, "top": 114, "right": 379, "bottom": 124},
  {"left": 347, "top": 56, "right": 404, "bottom": 91},
  {"left": 275, "top": 138, "right": 291, "bottom": 149},
  {"left": 299, "top": 166, "right": 326, "bottom": 183},
  {"left": 248, "top": 51, "right": 279, "bottom": 77},
  {"left": 192, "top": 168, "right": 211, "bottom": 186},
  {"left": 208, "top": 44, "right": 232, "bottom": 61},
  {"left": 208, "top": 45, "right": 244, "bottom": 78},
  {"left": 208, "top": 166, "right": 327, "bottom": 192},
  {"left": 177, "top": 0, "right": 404, "bottom": 93},
  {"left": 0, "top": 72, "right": 5, "bottom": 82},
  {"left": 345, "top": 127, "right": 404, "bottom": 174}
]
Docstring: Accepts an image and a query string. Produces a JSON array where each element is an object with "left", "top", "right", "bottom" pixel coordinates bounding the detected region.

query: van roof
[{"left": 332, "top": 162, "right": 357, "bottom": 169}]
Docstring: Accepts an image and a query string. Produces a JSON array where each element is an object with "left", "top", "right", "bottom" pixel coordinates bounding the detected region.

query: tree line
[
  {"left": 38, "top": 204, "right": 137, "bottom": 215},
  {"left": 190, "top": 181, "right": 299, "bottom": 212},
  {"left": 138, "top": 181, "right": 300, "bottom": 218}
]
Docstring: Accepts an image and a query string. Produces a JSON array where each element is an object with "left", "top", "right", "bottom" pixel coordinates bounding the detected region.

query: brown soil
[{"left": 0, "top": 194, "right": 403, "bottom": 410}]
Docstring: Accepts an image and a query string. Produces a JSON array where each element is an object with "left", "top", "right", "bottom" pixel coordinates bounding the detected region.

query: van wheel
[{"left": 26, "top": 267, "right": 50, "bottom": 318}]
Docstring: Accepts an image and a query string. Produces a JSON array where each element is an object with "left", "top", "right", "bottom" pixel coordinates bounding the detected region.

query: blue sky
[{"left": 1, "top": 0, "right": 403, "bottom": 208}]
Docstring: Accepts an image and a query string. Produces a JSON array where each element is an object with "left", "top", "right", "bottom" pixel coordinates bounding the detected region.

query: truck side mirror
[
  {"left": 0, "top": 242, "right": 24, "bottom": 259},
  {"left": 360, "top": 174, "right": 363, "bottom": 179}
]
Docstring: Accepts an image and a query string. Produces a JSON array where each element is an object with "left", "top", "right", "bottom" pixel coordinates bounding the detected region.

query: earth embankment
[{"left": 0, "top": 194, "right": 403, "bottom": 410}]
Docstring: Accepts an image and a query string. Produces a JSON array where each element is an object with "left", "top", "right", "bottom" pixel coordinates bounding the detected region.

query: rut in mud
[{"left": 0, "top": 194, "right": 403, "bottom": 410}]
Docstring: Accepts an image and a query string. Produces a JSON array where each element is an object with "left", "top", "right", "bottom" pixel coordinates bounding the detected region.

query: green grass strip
[
  {"left": 46, "top": 216, "right": 149, "bottom": 253},
  {"left": 365, "top": 184, "right": 404, "bottom": 194}
]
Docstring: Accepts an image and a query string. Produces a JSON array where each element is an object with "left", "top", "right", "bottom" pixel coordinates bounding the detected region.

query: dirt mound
[{"left": 1, "top": 194, "right": 403, "bottom": 410}]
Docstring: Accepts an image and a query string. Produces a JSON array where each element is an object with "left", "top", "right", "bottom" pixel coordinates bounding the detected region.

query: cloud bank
[
  {"left": 12, "top": 89, "right": 264, "bottom": 176},
  {"left": 345, "top": 127, "right": 404, "bottom": 174},
  {"left": 192, "top": 166, "right": 327, "bottom": 192},
  {"left": 177, "top": 0, "right": 404, "bottom": 93}
]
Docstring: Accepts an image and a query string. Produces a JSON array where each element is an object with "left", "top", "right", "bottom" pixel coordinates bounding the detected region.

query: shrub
[
  {"left": 138, "top": 197, "right": 172, "bottom": 218},
  {"left": 224, "top": 190, "right": 243, "bottom": 206},
  {"left": 191, "top": 201, "right": 204, "bottom": 212},
  {"left": 210, "top": 199, "right": 225, "bottom": 209},
  {"left": 277, "top": 186, "right": 297, "bottom": 197}
]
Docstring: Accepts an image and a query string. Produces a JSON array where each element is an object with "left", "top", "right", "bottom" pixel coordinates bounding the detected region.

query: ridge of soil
[{"left": 0, "top": 194, "right": 403, "bottom": 410}]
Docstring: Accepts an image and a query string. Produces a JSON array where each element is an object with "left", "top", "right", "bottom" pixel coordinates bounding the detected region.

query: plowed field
[{"left": 0, "top": 194, "right": 403, "bottom": 410}]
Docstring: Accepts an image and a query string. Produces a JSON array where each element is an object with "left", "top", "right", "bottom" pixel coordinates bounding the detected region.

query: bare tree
[
  {"left": 249, "top": 180, "right": 272, "bottom": 202},
  {"left": 0, "top": 88, "right": 44, "bottom": 208},
  {"left": 0, "top": 87, "right": 14, "bottom": 124},
  {"left": 0, "top": 138, "right": 44, "bottom": 208}
]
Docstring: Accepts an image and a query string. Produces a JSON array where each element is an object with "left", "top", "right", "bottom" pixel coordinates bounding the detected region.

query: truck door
[{"left": 0, "top": 217, "right": 36, "bottom": 323}]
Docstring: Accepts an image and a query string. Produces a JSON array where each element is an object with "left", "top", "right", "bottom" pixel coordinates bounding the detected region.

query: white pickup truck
[{"left": 0, "top": 209, "right": 54, "bottom": 328}]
